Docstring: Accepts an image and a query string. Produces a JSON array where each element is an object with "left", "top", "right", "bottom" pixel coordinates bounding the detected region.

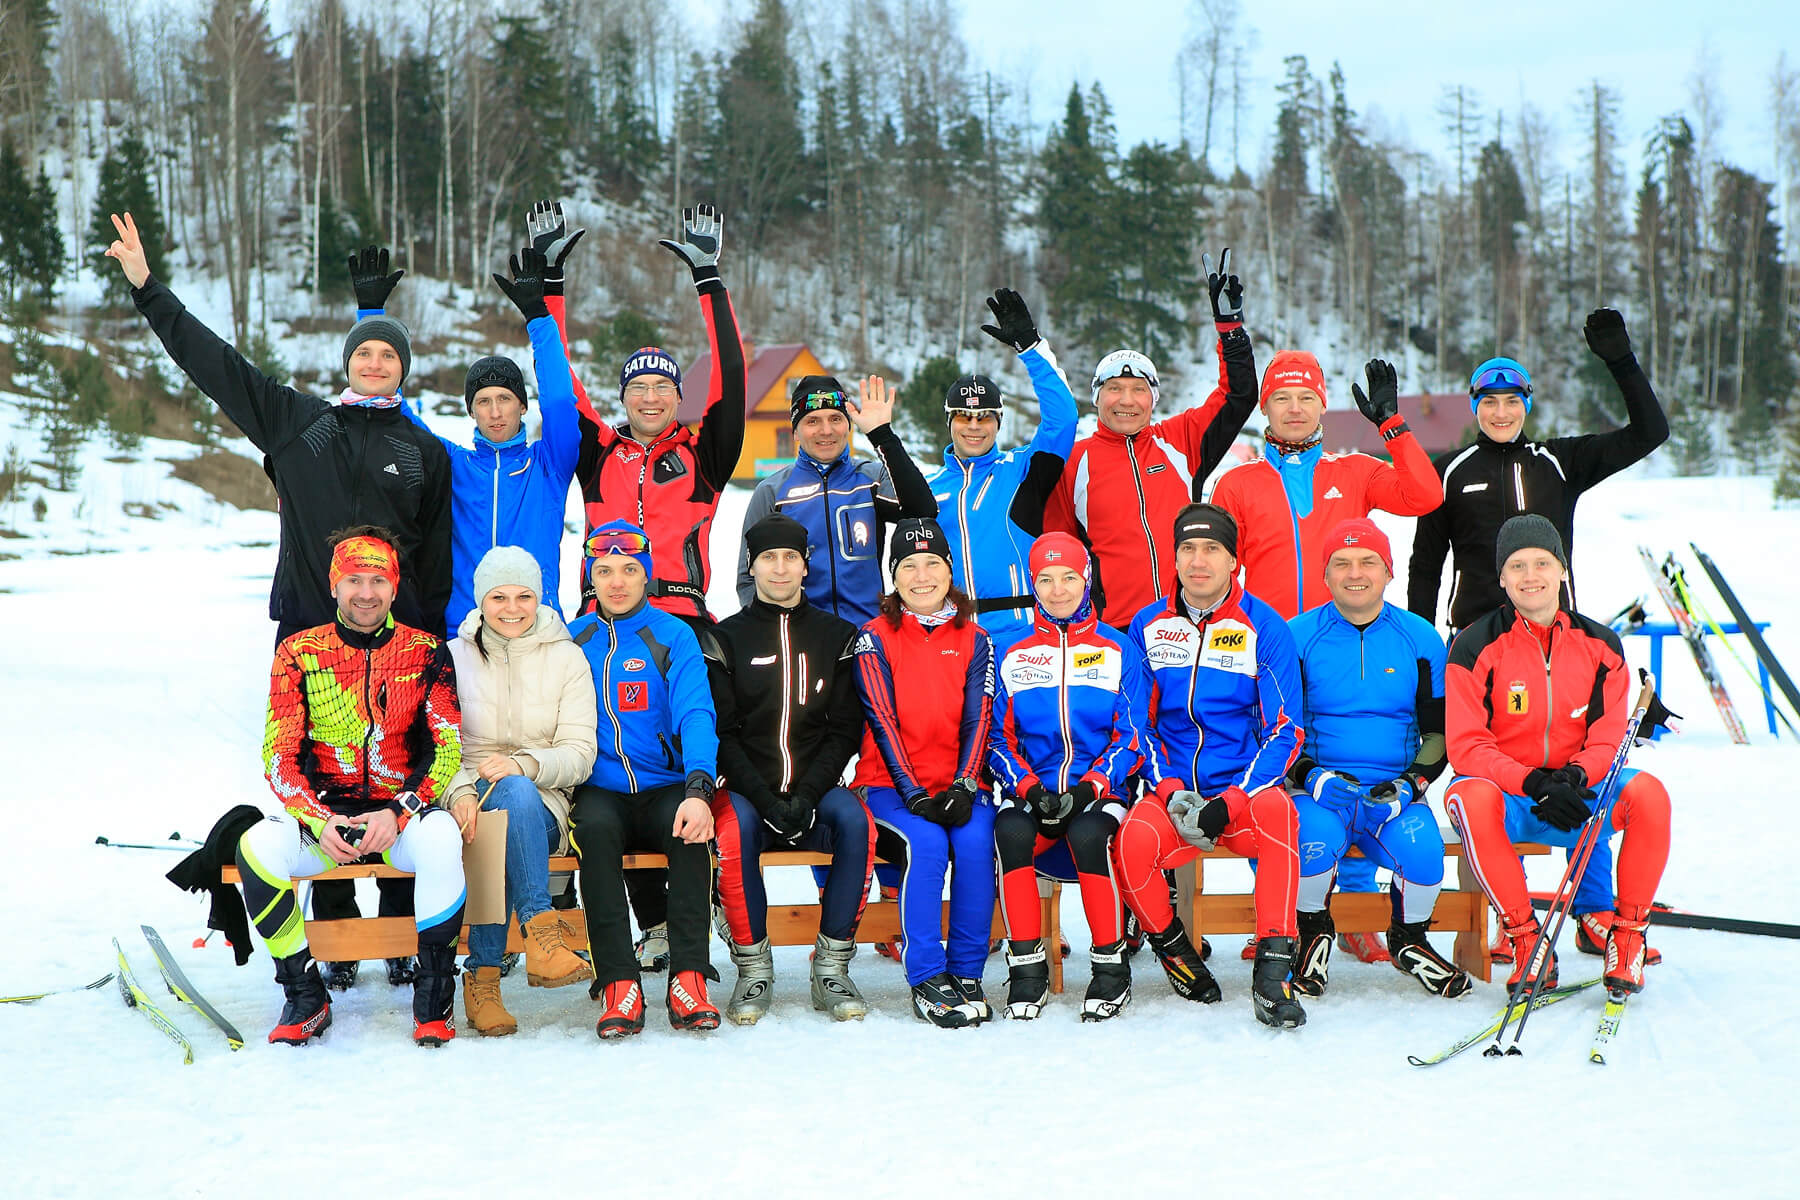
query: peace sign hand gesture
[{"left": 104, "top": 212, "right": 150, "bottom": 289}]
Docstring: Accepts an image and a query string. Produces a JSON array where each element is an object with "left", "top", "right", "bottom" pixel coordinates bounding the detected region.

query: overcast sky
[{"left": 956, "top": 0, "right": 1795, "bottom": 184}]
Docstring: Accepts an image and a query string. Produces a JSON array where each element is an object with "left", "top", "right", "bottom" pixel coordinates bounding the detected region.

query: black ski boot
[
  {"left": 1293, "top": 908, "right": 1335, "bottom": 998},
  {"left": 1388, "top": 920, "right": 1473, "bottom": 997},
  {"left": 911, "top": 972, "right": 985, "bottom": 1028},
  {"left": 1003, "top": 939, "right": 1050, "bottom": 1020},
  {"left": 412, "top": 942, "right": 458, "bottom": 1047},
  {"left": 1146, "top": 919, "right": 1222, "bottom": 1003},
  {"left": 385, "top": 956, "right": 416, "bottom": 986},
  {"left": 1081, "top": 940, "right": 1131, "bottom": 1021},
  {"left": 269, "top": 951, "right": 332, "bottom": 1045},
  {"left": 954, "top": 975, "right": 992, "bottom": 1024},
  {"left": 322, "top": 960, "right": 359, "bottom": 991},
  {"left": 1251, "top": 936, "right": 1307, "bottom": 1029}
]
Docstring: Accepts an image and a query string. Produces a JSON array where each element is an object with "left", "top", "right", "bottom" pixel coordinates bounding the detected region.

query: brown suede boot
[
  {"left": 462, "top": 966, "right": 517, "bottom": 1037},
  {"left": 524, "top": 910, "right": 595, "bottom": 988}
]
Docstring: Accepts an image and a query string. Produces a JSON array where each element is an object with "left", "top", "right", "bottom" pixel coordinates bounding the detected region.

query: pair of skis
[
  {"left": 113, "top": 926, "right": 245, "bottom": 1063},
  {"left": 1409, "top": 978, "right": 1630, "bottom": 1066}
]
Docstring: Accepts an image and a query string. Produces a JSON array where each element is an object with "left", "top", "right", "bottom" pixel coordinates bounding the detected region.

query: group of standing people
[{"left": 105, "top": 189, "right": 1674, "bottom": 1045}]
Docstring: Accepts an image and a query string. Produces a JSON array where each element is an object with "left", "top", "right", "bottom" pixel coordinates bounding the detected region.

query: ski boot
[
  {"left": 1003, "top": 939, "right": 1050, "bottom": 1020},
  {"left": 910, "top": 972, "right": 985, "bottom": 1028},
  {"left": 811, "top": 934, "right": 869, "bottom": 1021},
  {"left": 1577, "top": 910, "right": 1661, "bottom": 966},
  {"left": 595, "top": 978, "right": 646, "bottom": 1039},
  {"left": 268, "top": 951, "right": 331, "bottom": 1045},
  {"left": 726, "top": 938, "right": 774, "bottom": 1025},
  {"left": 1081, "top": 941, "right": 1131, "bottom": 1022},
  {"left": 1603, "top": 911, "right": 1651, "bottom": 995},
  {"left": 954, "top": 975, "right": 992, "bottom": 1024},
  {"left": 1147, "top": 919, "right": 1221, "bottom": 1003},
  {"left": 1337, "top": 931, "right": 1391, "bottom": 963},
  {"left": 1293, "top": 908, "right": 1335, "bottom": 998},
  {"left": 668, "top": 967, "right": 722, "bottom": 1031},
  {"left": 523, "top": 910, "right": 593, "bottom": 988},
  {"left": 874, "top": 885, "right": 903, "bottom": 960},
  {"left": 1503, "top": 915, "right": 1559, "bottom": 998},
  {"left": 411, "top": 942, "right": 458, "bottom": 1047},
  {"left": 385, "top": 956, "right": 416, "bottom": 987},
  {"left": 322, "top": 960, "right": 360, "bottom": 991},
  {"left": 634, "top": 922, "right": 670, "bottom": 973},
  {"left": 1250, "top": 936, "right": 1307, "bottom": 1029},
  {"left": 1387, "top": 919, "right": 1472, "bottom": 997},
  {"left": 462, "top": 966, "right": 517, "bottom": 1036}
]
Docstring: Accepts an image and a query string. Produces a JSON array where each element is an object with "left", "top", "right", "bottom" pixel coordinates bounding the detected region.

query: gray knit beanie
[
  {"left": 473, "top": 545, "right": 543, "bottom": 604},
  {"left": 343, "top": 314, "right": 413, "bottom": 385},
  {"left": 1495, "top": 513, "right": 1568, "bottom": 574}
]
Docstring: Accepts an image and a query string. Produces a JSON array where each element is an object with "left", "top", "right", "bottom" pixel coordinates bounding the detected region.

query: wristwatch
[
  {"left": 386, "top": 790, "right": 426, "bottom": 820},
  {"left": 954, "top": 776, "right": 980, "bottom": 794}
]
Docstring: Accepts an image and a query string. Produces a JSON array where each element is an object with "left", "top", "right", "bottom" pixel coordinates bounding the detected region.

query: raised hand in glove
[
  {"left": 979, "top": 287, "right": 1040, "bottom": 354},
  {"left": 657, "top": 203, "right": 723, "bottom": 274},
  {"left": 1532, "top": 768, "right": 1596, "bottom": 833},
  {"left": 1166, "top": 790, "right": 1229, "bottom": 850},
  {"left": 1583, "top": 308, "right": 1634, "bottom": 366},
  {"left": 1351, "top": 359, "right": 1400, "bottom": 426},
  {"left": 491, "top": 246, "right": 551, "bottom": 322},
  {"left": 1201, "top": 246, "right": 1244, "bottom": 327},
  {"left": 933, "top": 780, "right": 977, "bottom": 828},
  {"left": 762, "top": 792, "right": 816, "bottom": 842},
  {"left": 348, "top": 245, "right": 403, "bottom": 310},
  {"left": 525, "top": 200, "right": 586, "bottom": 288}
]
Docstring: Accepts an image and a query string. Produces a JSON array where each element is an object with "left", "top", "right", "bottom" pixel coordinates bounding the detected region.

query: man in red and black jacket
[
  {"left": 1443, "top": 516, "right": 1671, "bottom": 998},
  {"left": 534, "top": 202, "right": 747, "bottom": 622}
]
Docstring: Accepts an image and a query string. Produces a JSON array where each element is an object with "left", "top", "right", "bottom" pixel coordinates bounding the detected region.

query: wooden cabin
[{"left": 679, "top": 340, "right": 835, "bottom": 481}]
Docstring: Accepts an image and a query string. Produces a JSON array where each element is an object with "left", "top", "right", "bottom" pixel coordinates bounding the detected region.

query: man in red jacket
[
  {"left": 1442, "top": 516, "right": 1671, "bottom": 997},
  {"left": 1044, "top": 250, "right": 1258, "bottom": 626}
]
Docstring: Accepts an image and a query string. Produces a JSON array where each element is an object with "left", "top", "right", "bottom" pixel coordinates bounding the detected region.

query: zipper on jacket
[
  {"left": 815, "top": 459, "right": 841, "bottom": 611},
  {"left": 1533, "top": 622, "right": 1555, "bottom": 767},
  {"left": 1185, "top": 609, "right": 1205, "bottom": 787},
  {"left": 1512, "top": 462, "right": 1525, "bottom": 512},
  {"left": 491, "top": 446, "right": 501, "bottom": 548},
  {"left": 657, "top": 732, "right": 677, "bottom": 770},
  {"left": 1056, "top": 625, "right": 1074, "bottom": 791},
  {"left": 1127, "top": 436, "right": 1160, "bottom": 599},
  {"left": 360, "top": 642, "right": 374, "bottom": 801},
  {"left": 958, "top": 458, "right": 978, "bottom": 606},
  {"left": 778, "top": 610, "right": 795, "bottom": 790},
  {"left": 1287, "top": 499, "right": 1305, "bottom": 613},
  {"left": 602, "top": 620, "right": 637, "bottom": 790}
]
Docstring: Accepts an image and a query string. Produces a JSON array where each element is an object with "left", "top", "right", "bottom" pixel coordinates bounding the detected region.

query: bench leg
[
  {"left": 1455, "top": 854, "right": 1491, "bottom": 983},
  {"left": 1042, "top": 882, "right": 1063, "bottom": 995}
]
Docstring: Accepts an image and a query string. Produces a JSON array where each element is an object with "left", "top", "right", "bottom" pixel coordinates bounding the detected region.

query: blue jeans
[
  {"left": 865, "top": 786, "right": 997, "bottom": 986},
  {"left": 465, "top": 775, "right": 561, "bottom": 969}
]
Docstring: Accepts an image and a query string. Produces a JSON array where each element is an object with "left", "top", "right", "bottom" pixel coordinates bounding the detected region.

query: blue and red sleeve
[
  {"left": 854, "top": 626, "right": 927, "bottom": 802},
  {"left": 955, "top": 627, "right": 996, "bottom": 784}
]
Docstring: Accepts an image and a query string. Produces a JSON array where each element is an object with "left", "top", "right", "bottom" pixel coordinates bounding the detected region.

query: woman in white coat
[{"left": 447, "top": 546, "right": 599, "bottom": 1035}]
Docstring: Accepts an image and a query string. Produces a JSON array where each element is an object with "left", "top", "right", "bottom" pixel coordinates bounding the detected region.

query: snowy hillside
[{"left": 1, "top": 474, "right": 1797, "bottom": 1198}]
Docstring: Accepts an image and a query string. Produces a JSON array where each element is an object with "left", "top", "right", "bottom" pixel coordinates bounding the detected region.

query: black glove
[
  {"left": 1583, "top": 308, "right": 1634, "bottom": 366},
  {"left": 762, "top": 792, "right": 816, "bottom": 842},
  {"left": 1287, "top": 754, "right": 1319, "bottom": 789},
  {"left": 1351, "top": 359, "right": 1400, "bottom": 426},
  {"left": 979, "top": 287, "right": 1040, "bottom": 354},
  {"left": 1521, "top": 767, "right": 1557, "bottom": 800},
  {"left": 657, "top": 204, "right": 723, "bottom": 275},
  {"left": 525, "top": 199, "right": 586, "bottom": 290},
  {"left": 348, "top": 245, "right": 403, "bottom": 310},
  {"left": 1069, "top": 781, "right": 1100, "bottom": 812},
  {"left": 1022, "top": 784, "right": 1053, "bottom": 819},
  {"left": 1202, "top": 246, "right": 1244, "bottom": 327},
  {"left": 1532, "top": 769, "right": 1596, "bottom": 833},
  {"left": 904, "top": 789, "right": 937, "bottom": 818},
  {"left": 1638, "top": 668, "right": 1680, "bottom": 741},
  {"left": 933, "top": 780, "right": 977, "bottom": 828},
  {"left": 492, "top": 246, "right": 551, "bottom": 322}
]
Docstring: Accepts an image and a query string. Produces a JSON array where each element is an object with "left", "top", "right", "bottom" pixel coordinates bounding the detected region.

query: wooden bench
[
  {"left": 223, "top": 852, "right": 1076, "bottom": 992},
  {"left": 1179, "top": 836, "right": 1551, "bottom": 982}
]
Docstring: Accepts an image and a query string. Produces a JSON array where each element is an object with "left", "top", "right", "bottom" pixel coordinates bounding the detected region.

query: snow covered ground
[{"left": 3, "top": 466, "right": 1798, "bottom": 1198}]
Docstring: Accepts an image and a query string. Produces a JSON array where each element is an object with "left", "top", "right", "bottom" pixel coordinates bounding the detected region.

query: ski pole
[{"left": 1493, "top": 674, "right": 1654, "bottom": 1055}]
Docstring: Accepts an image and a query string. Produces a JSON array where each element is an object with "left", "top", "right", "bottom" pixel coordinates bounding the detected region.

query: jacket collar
[
  {"left": 336, "top": 611, "right": 398, "bottom": 648},
  {"left": 1161, "top": 578, "right": 1244, "bottom": 625},
  {"left": 748, "top": 594, "right": 810, "bottom": 619},
  {"left": 474, "top": 427, "right": 529, "bottom": 453}
]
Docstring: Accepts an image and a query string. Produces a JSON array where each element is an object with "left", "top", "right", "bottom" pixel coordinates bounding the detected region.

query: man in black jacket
[
  {"left": 1406, "top": 307, "right": 1669, "bottom": 960},
  {"left": 105, "top": 211, "right": 452, "bottom": 641},
  {"left": 105, "top": 210, "right": 451, "bottom": 985},
  {"left": 1407, "top": 308, "right": 1668, "bottom": 632},
  {"left": 705, "top": 514, "right": 872, "bottom": 1025}
]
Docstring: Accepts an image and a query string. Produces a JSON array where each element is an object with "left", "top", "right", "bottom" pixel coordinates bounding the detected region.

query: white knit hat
[{"left": 473, "top": 545, "right": 542, "bottom": 602}]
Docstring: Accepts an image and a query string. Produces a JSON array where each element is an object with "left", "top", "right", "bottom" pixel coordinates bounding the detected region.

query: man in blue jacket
[
  {"left": 735, "top": 375, "right": 937, "bottom": 626},
  {"left": 928, "top": 289, "right": 1077, "bottom": 652},
  {"left": 1286, "top": 519, "right": 1470, "bottom": 999},
  {"left": 567, "top": 521, "right": 721, "bottom": 1038},
  {"left": 350, "top": 240, "right": 582, "bottom": 633}
]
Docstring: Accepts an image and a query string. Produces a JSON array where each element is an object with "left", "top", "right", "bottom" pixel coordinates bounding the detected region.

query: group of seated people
[{"left": 100, "top": 198, "right": 1674, "bottom": 1049}]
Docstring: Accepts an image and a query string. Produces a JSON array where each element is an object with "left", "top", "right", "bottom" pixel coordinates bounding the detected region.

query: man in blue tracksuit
[
  {"left": 736, "top": 374, "right": 937, "bottom": 626},
  {"left": 928, "top": 288, "right": 1078, "bottom": 652},
  {"left": 567, "top": 520, "right": 722, "bottom": 1038},
  {"left": 1286, "top": 518, "right": 1471, "bottom": 1000},
  {"left": 350, "top": 242, "right": 581, "bottom": 633}
]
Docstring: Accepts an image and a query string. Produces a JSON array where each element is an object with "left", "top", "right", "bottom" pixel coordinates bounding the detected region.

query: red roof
[
  {"left": 1320, "top": 393, "right": 1477, "bottom": 456},
  {"left": 678, "top": 343, "right": 810, "bottom": 423}
]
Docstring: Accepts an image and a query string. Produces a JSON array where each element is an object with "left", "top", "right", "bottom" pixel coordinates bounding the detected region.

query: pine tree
[
  {"left": 18, "top": 165, "right": 65, "bottom": 301},
  {"left": 1039, "top": 84, "right": 1121, "bottom": 362},
  {"left": 1114, "top": 142, "right": 1199, "bottom": 363},
  {"left": 0, "top": 141, "right": 29, "bottom": 303},
  {"left": 88, "top": 131, "right": 170, "bottom": 307},
  {"left": 711, "top": 0, "right": 805, "bottom": 255}
]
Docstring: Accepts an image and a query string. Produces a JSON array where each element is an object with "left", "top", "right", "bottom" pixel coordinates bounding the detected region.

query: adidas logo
[
  {"left": 1323, "top": 486, "right": 1343, "bottom": 500},
  {"left": 384, "top": 463, "right": 399, "bottom": 475}
]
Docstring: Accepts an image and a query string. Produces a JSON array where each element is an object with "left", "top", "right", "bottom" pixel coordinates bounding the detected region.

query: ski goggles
[
  {"left": 1469, "top": 357, "right": 1533, "bottom": 400},
  {"left": 797, "top": 389, "right": 849, "bottom": 412},
  {"left": 584, "top": 529, "right": 653, "bottom": 559},
  {"left": 1091, "top": 349, "right": 1159, "bottom": 392}
]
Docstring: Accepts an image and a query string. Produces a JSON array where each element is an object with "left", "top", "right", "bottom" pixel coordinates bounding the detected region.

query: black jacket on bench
[
  {"left": 132, "top": 278, "right": 452, "bottom": 634},
  {"left": 704, "top": 595, "right": 864, "bottom": 817}
]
